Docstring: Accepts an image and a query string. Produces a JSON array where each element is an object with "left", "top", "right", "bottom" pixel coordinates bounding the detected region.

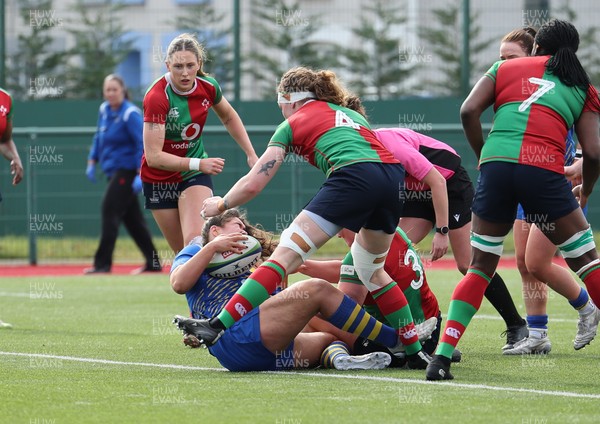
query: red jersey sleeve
[
  {"left": 583, "top": 85, "right": 600, "bottom": 114},
  {"left": 6, "top": 92, "right": 12, "bottom": 120}
]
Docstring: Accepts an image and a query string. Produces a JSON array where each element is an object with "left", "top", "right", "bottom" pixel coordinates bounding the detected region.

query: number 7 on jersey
[{"left": 518, "top": 77, "right": 556, "bottom": 112}]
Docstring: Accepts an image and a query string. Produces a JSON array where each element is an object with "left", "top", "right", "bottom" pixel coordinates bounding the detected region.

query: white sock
[
  {"left": 528, "top": 328, "right": 547, "bottom": 339},
  {"left": 578, "top": 301, "right": 596, "bottom": 316}
]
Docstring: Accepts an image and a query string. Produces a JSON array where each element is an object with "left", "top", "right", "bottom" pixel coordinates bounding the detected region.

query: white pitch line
[
  {"left": 0, "top": 292, "right": 31, "bottom": 298},
  {"left": 1, "top": 351, "right": 598, "bottom": 400},
  {"left": 280, "top": 371, "right": 600, "bottom": 399},
  {"left": 0, "top": 351, "right": 227, "bottom": 372}
]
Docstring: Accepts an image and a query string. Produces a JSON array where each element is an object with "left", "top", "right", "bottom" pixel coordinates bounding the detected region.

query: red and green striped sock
[
  {"left": 436, "top": 268, "right": 491, "bottom": 359},
  {"left": 581, "top": 264, "right": 600, "bottom": 307},
  {"left": 326, "top": 295, "right": 398, "bottom": 347},
  {"left": 215, "top": 260, "right": 286, "bottom": 329},
  {"left": 371, "top": 282, "right": 421, "bottom": 355}
]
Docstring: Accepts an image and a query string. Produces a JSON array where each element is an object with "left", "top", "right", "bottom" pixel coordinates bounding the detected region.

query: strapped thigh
[
  {"left": 278, "top": 223, "right": 318, "bottom": 262},
  {"left": 558, "top": 226, "right": 596, "bottom": 259},
  {"left": 470, "top": 232, "right": 505, "bottom": 256}
]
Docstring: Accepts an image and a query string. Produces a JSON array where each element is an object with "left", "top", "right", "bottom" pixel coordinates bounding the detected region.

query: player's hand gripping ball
[{"left": 206, "top": 235, "right": 262, "bottom": 278}]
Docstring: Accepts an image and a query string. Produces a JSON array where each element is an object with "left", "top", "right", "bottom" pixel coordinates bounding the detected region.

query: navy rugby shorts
[
  {"left": 143, "top": 174, "right": 213, "bottom": 210},
  {"left": 305, "top": 162, "right": 405, "bottom": 234},
  {"left": 208, "top": 307, "right": 295, "bottom": 372},
  {"left": 472, "top": 162, "right": 579, "bottom": 224}
]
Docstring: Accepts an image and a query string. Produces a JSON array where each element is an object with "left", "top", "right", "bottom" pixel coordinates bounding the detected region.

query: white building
[{"left": 4, "top": 0, "right": 599, "bottom": 99}]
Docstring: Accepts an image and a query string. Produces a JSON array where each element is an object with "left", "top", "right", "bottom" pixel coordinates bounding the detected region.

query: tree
[
  {"left": 169, "top": 3, "right": 234, "bottom": 96},
  {"left": 63, "top": 0, "right": 134, "bottom": 99},
  {"left": 420, "top": 1, "right": 494, "bottom": 96},
  {"left": 246, "top": 0, "right": 342, "bottom": 99},
  {"left": 340, "top": 0, "right": 414, "bottom": 100},
  {"left": 5, "top": 0, "right": 66, "bottom": 100},
  {"left": 577, "top": 28, "right": 600, "bottom": 87}
]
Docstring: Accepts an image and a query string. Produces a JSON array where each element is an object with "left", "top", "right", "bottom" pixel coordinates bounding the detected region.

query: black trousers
[{"left": 94, "top": 169, "right": 159, "bottom": 270}]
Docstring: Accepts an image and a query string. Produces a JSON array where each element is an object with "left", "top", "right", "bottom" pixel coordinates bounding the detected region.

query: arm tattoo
[{"left": 258, "top": 160, "right": 276, "bottom": 176}]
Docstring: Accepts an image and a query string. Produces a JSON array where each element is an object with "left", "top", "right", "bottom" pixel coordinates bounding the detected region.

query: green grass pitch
[{"left": 1, "top": 268, "right": 600, "bottom": 423}]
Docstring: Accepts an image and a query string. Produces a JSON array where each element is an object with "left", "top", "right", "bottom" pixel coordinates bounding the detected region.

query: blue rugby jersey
[
  {"left": 171, "top": 244, "right": 249, "bottom": 319},
  {"left": 564, "top": 127, "right": 576, "bottom": 166}
]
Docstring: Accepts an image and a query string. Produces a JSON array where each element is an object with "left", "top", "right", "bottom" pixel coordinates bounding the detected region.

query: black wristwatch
[{"left": 435, "top": 226, "right": 450, "bottom": 235}]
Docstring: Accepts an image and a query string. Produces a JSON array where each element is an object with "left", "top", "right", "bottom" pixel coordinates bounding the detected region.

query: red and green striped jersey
[
  {"left": 340, "top": 227, "right": 440, "bottom": 323},
  {"left": 141, "top": 73, "right": 222, "bottom": 183},
  {"left": 268, "top": 101, "right": 400, "bottom": 177},
  {"left": 0, "top": 88, "right": 13, "bottom": 139},
  {"left": 481, "top": 55, "right": 600, "bottom": 174}
]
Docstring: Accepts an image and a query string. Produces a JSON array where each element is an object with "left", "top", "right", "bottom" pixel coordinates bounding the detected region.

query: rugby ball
[{"left": 206, "top": 235, "right": 262, "bottom": 278}]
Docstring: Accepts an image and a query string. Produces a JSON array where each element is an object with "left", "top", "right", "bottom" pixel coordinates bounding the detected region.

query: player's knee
[
  {"left": 525, "top": 264, "right": 545, "bottom": 281},
  {"left": 456, "top": 262, "right": 469, "bottom": 275},
  {"left": 515, "top": 255, "right": 529, "bottom": 278},
  {"left": 292, "top": 278, "right": 330, "bottom": 298},
  {"left": 278, "top": 223, "right": 317, "bottom": 262},
  {"left": 524, "top": 252, "right": 547, "bottom": 278},
  {"left": 369, "top": 267, "right": 390, "bottom": 286},
  {"left": 350, "top": 241, "right": 387, "bottom": 291}
]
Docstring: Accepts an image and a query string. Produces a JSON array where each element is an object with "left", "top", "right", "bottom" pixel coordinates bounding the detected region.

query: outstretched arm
[
  {"left": 297, "top": 259, "right": 343, "bottom": 283},
  {"left": 202, "top": 145, "right": 285, "bottom": 217}
]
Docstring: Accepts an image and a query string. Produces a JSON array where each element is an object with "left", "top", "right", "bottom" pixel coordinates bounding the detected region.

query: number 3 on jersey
[
  {"left": 404, "top": 249, "right": 424, "bottom": 290},
  {"left": 518, "top": 77, "right": 555, "bottom": 112},
  {"left": 335, "top": 110, "right": 360, "bottom": 129}
]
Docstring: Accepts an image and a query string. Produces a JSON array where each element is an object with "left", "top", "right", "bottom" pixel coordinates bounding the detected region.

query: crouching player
[{"left": 170, "top": 209, "right": 435, "bottom": 371}]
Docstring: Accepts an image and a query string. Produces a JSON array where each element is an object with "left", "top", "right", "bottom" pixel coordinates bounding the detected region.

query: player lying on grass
[
  {"left": 298, "top": 227, "right": 461, "bottom": 366},
  {"left": 170, "top": 209, "right": 436, "bottom": 371}
]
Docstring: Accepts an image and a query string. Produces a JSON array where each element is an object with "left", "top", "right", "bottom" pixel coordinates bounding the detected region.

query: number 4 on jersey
[
  {"left": 518, "top": 77, "right": 555, "bottom": 112},
  {"left": 335, "top": 110, "right": 360, "bottom": 129}
]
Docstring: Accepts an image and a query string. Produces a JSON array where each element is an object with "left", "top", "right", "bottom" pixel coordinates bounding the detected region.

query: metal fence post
[
  {"left": 461, "top": 0, "right": 471, "bottom": 98},
  {"left": 27, "top": 131, "right": 37, "bottom": 265},
  {"left": 233, "top": 0, "right": 241, "bottom": 105}
]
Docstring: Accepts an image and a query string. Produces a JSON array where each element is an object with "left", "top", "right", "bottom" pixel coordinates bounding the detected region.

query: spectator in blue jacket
[{"left": 84, "top": 75, "right": 161, "bottom": 274}]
